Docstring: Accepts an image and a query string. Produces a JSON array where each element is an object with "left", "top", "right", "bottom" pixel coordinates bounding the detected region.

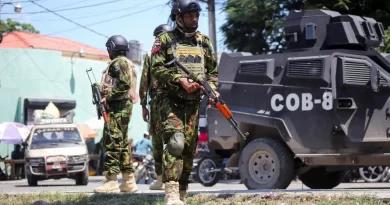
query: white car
[{"left": 23, "top": 118, "right": 89, "bottom": 186}]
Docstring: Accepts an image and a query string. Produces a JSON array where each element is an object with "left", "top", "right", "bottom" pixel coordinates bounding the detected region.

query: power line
[
  {"left": 2, "top": 2, "right": 168, "bottom": 53},
  {"left": 10, "top": 0, "right": 40, "bottom": 3},
  {"left": 2, "top": 0, "right": 125, "bottom": 15},
  {"left": 29, "top": 0, "right": 109, "bottom": 38},
  {"left": 29, "top": 2, "right": 166, "bottom": 40},
  {"left": 51, "top": 0, "right": 94, "bottom": 10},
  {"left": 40, "top": 2, "right": 167, "bottom": 53},
  {"left": 7, "top": 1, "right": 166, "bottom": 39},
  {"left": 13, "top": 0, "right": 156, "bottom": 22},
  {"left": 80, "top": 3, "right": 167, "bottom": 28}
]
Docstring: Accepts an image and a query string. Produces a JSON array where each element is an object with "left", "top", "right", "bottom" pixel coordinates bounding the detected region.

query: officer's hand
[
  {"left": 101, "top": 97, "right": 106, "bottom": 106},
  {"left": 208, "top": 91, "right": 220, "bottom": 106},
  {"left": 142, "top": 107, "right": 149, "bottom": 122},
  {"left": 179, "top": 78, "right": 201, "bottom": 93}
]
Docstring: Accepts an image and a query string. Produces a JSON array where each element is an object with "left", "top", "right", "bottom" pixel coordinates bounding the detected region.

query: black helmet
[
  {"left": 170, "top": 0, "right": 202, "bottom": 21},
  {"left": 105, "top": 35, "right": 129, "bottom": 51},
  {"left": 153, "top": 24, "right": 173, "bottom": 37}
]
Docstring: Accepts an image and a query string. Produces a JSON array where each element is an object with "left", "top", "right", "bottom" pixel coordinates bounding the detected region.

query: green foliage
[
  {"left": 220, "top": 0, "right": 298, "bottom": 54},
  {"left": 0, "top": 18, "right": 40, "bottom": 34},
  {"left": 377, "top": 27, "right": 390, "bottom": 53},
  {"left": 220, "top": 0, "right": 390, "bottom": 53},
  {"left": 304, "top": 0, "right": 390, "bottom": 29}
]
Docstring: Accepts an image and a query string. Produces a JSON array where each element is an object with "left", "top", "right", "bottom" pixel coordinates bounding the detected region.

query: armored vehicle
[{"left": 205, "top": 9, "right": 390, "bottom": 190}]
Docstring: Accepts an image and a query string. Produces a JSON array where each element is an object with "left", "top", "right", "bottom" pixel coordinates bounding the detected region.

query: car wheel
[
  {"left": 76, "top": 167, "right": 89, "bottom": 186},
  {"left": 27, "top": 174, "right": 38, "bottom": 186}
]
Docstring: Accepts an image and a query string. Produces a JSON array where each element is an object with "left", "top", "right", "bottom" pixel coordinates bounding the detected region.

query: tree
[
  {"left": 220, "top": 0, "right": 290, "bottom": 54},
  {"left": 0, "top": 18, "right": 40, "bottom": 34},
  {"left": 220, "top": 0, "right": 390, "bottom": 53},
  {"left": 304, "top": 0, "right": 390, "bottom": 29}
]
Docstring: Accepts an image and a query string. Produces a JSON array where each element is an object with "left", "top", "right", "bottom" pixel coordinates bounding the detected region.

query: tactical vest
[
  {"left": 165, "top": 32, "right": 205, "bottom": 101},
  {"left": 100, "top": 56, "right": 138, "bottom": 103}
]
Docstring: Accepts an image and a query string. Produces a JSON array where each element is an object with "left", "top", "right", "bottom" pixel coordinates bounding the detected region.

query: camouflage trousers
[
  {"left": 159, "top": 94, "right": 199, "bottom": 190},
  {"left": 102, "top": 99, "right": 135, "bottom": 175},
  {"left": 149, "top": 95, "right": 163, "bottom": 176}
]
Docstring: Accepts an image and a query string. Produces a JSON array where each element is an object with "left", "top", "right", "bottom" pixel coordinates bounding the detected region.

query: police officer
[
  {"left": 139, "top": 24, "right": 173, "bottom": 191},
  {"left": 94, "top": 35, "right": 138, "bottom": 193},
  {"left": 150, "top": 0, "right": 219, "bottom": 204}
]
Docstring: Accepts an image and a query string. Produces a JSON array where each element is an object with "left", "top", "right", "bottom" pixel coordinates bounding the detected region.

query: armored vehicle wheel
[
  {"left": 196, "top": 156, "right": 221, "bottom": 187},
  {"left": 239, "top": 138, "right": 295, "bottom": 189},
  {"left": 299, "top": 167, "right": 345, "bottom": 189}
]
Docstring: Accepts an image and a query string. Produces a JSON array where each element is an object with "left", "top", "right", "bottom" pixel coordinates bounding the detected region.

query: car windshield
[{"left": 31, "top": 127, "right": 82, "bottom": 145}]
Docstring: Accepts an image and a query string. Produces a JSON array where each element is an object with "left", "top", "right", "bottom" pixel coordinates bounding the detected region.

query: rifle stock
[{"left": 165, "top": 58, "right": 248, "bottom": 140}]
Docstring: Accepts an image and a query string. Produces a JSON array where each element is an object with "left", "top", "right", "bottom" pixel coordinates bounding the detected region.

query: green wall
[{"left": 0, "top": 48, "right": 148, "bottom": 160}]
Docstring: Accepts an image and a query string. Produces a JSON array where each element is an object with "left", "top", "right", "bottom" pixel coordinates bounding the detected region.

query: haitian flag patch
[{"left": 152, "top": 40, "right": 161, "bottom": 53}]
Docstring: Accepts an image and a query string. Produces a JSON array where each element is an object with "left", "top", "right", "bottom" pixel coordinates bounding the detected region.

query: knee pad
[{"left": 167, "top": 132, "right": 185, "bottom": 157}]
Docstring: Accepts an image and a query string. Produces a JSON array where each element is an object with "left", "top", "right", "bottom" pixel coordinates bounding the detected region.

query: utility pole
[{"left": 207, "top": 0, "right": 218, "bottom": 61}]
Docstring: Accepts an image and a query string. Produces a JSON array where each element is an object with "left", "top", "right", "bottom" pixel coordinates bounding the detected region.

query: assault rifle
[
  {"left": 86, "top": 68, "right": 110, "bottom": 132},
  {"left": 165, "top": 58, "right": 249, "bottom": 141}
]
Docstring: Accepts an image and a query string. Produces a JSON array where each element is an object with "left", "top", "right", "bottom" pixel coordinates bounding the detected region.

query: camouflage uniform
[
  {"left": 139, "top": 51, "right": 163, "bottom": 176},
  {"left": 100, "top": 55, "right": 137, "bottom": 175},
  {"left": 95, "top": 55, "right": 138, "bottom": 193},
  {"left": 150, "top": 30, "right": 218, "bottom": 192}
]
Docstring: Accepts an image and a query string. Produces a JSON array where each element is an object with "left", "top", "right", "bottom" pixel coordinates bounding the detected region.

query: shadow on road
[
  {"left": 337, "top": 187, "right": 390, "bottom": 190},
  {"left": 15, "top": 184, "right": 78, "bottom": 187}
]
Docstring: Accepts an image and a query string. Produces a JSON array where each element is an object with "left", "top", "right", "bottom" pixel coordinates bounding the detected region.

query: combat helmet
[
  {"left": 105, "top": 35, "right": 129, "bottom": 52},
  {"left": 153, "top": 24, "right": 173, "bottom": 37},
  {"left": 170, "top": 0, "right": 202, "bottom": 21}
]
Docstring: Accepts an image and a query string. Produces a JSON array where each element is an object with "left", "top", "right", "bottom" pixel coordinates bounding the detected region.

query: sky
[{"left": 0, "top": 0, "right": 230, "bottom": 55}]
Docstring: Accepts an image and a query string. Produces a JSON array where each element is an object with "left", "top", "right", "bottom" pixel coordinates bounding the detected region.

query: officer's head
[
  {"left": 144, "top": 131, "right": 150, "bottom": 139},
  {"left": 105, "top": 35, "right": 129, "bottom": 60},
  {"left": 170, "top": 0, "right": 201, "bottom": 34},
  {"left": 153, "top": 24, "right": 173, "bottom": 37}
]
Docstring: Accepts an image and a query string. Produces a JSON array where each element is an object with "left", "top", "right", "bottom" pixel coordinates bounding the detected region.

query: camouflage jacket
[
  {"left": 150, "top": 29, "right": 218, "bottom": 93},
  {"left": 99, "top": 55, "right": 138, "bottom": 103},
  {"left": 139, "top": 51, "right": 157, "bottom": 108}
]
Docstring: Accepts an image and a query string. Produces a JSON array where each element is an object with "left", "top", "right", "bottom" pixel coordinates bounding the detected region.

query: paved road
[{"left": 2, "top": 177, "right": 390, "bottom": 198}]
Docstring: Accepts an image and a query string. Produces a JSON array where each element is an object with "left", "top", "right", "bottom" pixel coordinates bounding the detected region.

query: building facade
[{"left": 0, "top": 32, "right": 148, "bottom": 161}]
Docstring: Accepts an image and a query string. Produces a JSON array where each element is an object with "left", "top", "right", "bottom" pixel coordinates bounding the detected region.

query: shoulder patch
[{"left": 152, "top": 39, "right": 161, "bottom": 53}]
